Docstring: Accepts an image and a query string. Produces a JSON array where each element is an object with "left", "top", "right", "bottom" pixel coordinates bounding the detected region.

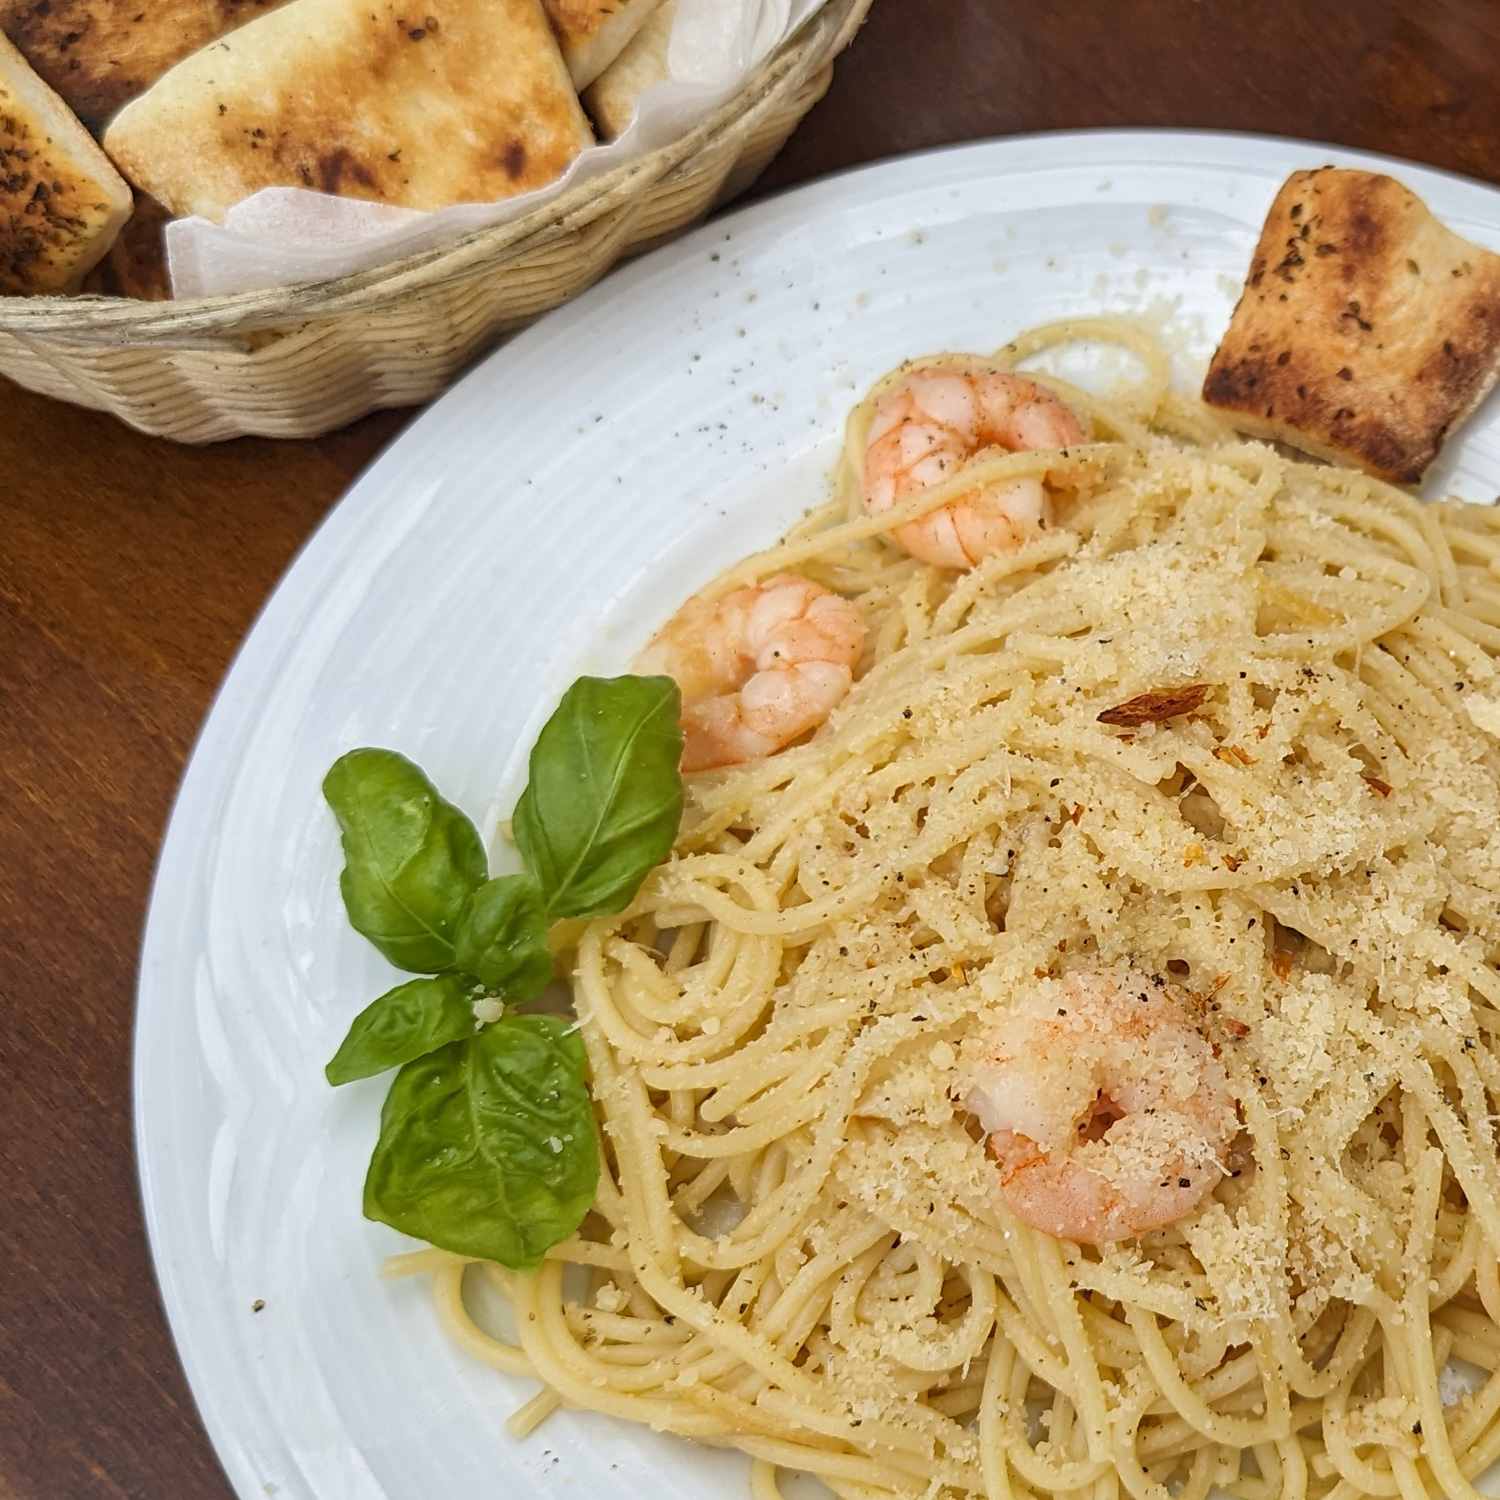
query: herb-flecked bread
[
  {"left": 1203, "top": 168, "right": 1500, "bottom": 484},
  {"left": 0, "top": 28, "right": 131, "bottom": 293},
  {"left": 102, "top": 0, "right": 593, "bottom": 224},
  {"left": 0, "top": 0, "right": 292, "bottom": 132}
]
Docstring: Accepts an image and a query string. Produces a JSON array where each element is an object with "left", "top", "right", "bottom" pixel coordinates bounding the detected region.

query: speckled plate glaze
[{"left": 136, "top": 131, "right": 1500, "bottom": 1500}]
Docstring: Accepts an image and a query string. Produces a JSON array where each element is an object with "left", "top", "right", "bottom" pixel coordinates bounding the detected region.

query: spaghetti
[{"left": 391, "top": 320, "right": 1500, "bottom": 1500}]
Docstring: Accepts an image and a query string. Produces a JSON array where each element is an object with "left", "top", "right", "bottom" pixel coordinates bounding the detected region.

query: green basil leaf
[
  {"left": 326, "top": 973, "right": 477, "bottom": 1086},
  {"left": 452, "top": 875, "right": 553, "bottom": 1001},
  {"left": 512, "top": 676, "right": 684, "bottom": 919},
  {"left": 323, "top": 748, "right": 489, "bottom": 972},
  {"left": 362, "top": 1016, "right": 598, "bottom": 1271}
]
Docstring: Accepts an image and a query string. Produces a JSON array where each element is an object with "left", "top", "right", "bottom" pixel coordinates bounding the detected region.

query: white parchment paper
[{"left": 165, "top": 0, "right": 827, "bottom": 299}]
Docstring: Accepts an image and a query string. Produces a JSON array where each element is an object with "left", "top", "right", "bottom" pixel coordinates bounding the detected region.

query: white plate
[{"left": 137, "top": 130, "right": 1500, "bottom": 1500}]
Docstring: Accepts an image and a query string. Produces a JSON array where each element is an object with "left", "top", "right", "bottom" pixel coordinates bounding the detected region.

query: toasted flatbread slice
[
  {"left": 1203, "top": 168, "right": 1500, "bottom": 485},
  {"left": 0, "top": 30, "right": 131, "bottom": 293},
  {"left": 583, "top": 0, "right": 675, "bottom": 139},
  {"left": 543, "top": 0, "right": 664, "bottom": 89},
  {"left": 103, "top": 0, "right": 593, "bottom": 223},
  {"left": 0, "top": 0, "right": 293, "bottom": 132}
]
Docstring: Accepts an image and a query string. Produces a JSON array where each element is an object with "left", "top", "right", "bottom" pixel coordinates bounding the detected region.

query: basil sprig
[
  {"left": 326, "top": 973, "right": 478, "bottom": 1085},
  {"left": 363, "top": 1018, "right": 598, "bottom": 1269},
  {"left": 514, "top": 675, "right": 687, "bottom": 917},
  {"left": 324, "top": 749, "right": 489, "bottom": 972},
  {"left": 323, "top": 675, "right": 683, "bottom": 1272}
]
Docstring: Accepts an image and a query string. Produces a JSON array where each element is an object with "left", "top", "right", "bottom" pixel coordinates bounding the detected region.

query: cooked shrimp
[
  {"left": 637, "top": 574, "right": 865, "bottom": 773},
  {"left": 959, "top": 967, "right": 1239, "bottom": 1244},
  {"left": 863, "top": 367, "right": 1089, "bottom": 569}
]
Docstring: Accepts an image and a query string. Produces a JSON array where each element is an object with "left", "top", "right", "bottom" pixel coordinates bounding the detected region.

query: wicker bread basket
[{"left": 0, "top": 0, "right": 871, "bottom": 442}]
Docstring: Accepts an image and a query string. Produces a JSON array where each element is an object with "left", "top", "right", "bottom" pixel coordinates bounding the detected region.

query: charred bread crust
[
  {"left": 0, "top": 28, "right": 130, "bottom": 293},
  {"left": 0, "top": 0, "right": 293, "bottom": 132},
  {"left": 102, "top": 0, "right": 593, "bottom": 223},
  {"left": 1203, "top": 168, "right": 1500, "bottom": 485}
]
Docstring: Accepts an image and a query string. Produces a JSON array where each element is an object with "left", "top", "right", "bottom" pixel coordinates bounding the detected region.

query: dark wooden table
[{"left": 6, "top": 1, "right": 1500, "bottom": 1494}]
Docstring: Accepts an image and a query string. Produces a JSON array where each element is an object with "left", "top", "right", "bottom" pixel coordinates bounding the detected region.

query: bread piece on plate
[
  {"left": 543, "top": 0, "right": 664, "bottom": 89},
  {"left": 0, "top": 0, "right": 294, "bottom": 132},
  {"left": 0, "top": 30, "right": 130, "bottom": 293},
  {"left": 1203, "top": 168, "right": 1500, "bottom": 485},
  {"left": 103, "top": 0, "right": 594, "bottom": 223},
  {"left": 583, "top": 0, "right": 675, "bottom": 139}
]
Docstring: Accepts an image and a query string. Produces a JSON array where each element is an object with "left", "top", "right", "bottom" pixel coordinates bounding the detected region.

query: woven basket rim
[{"left": 0, "top": 0, "right": 868, "bottom": 341}]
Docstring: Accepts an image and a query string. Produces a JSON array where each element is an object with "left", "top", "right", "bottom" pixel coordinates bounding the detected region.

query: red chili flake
[
  {"left": 1271, "top": 951, "right": 1293, "bottom": 980},
  {"left": 1097, "top": 684, "right": 1212, "bottom": 727},
  {"left": 1365, "top": 776, "right": 1393, "bottom": 798},
  {"left": 1222, "top": 854, "right": 1240, "bottom": 872},
  {"left": 1213, "top": 744, "right": 1256, "bottom": 766}
]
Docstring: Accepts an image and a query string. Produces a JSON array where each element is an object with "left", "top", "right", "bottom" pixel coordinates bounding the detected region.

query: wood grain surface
[{"left": 5, "top": 2, "right": 1500, "bottom": 1496}]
